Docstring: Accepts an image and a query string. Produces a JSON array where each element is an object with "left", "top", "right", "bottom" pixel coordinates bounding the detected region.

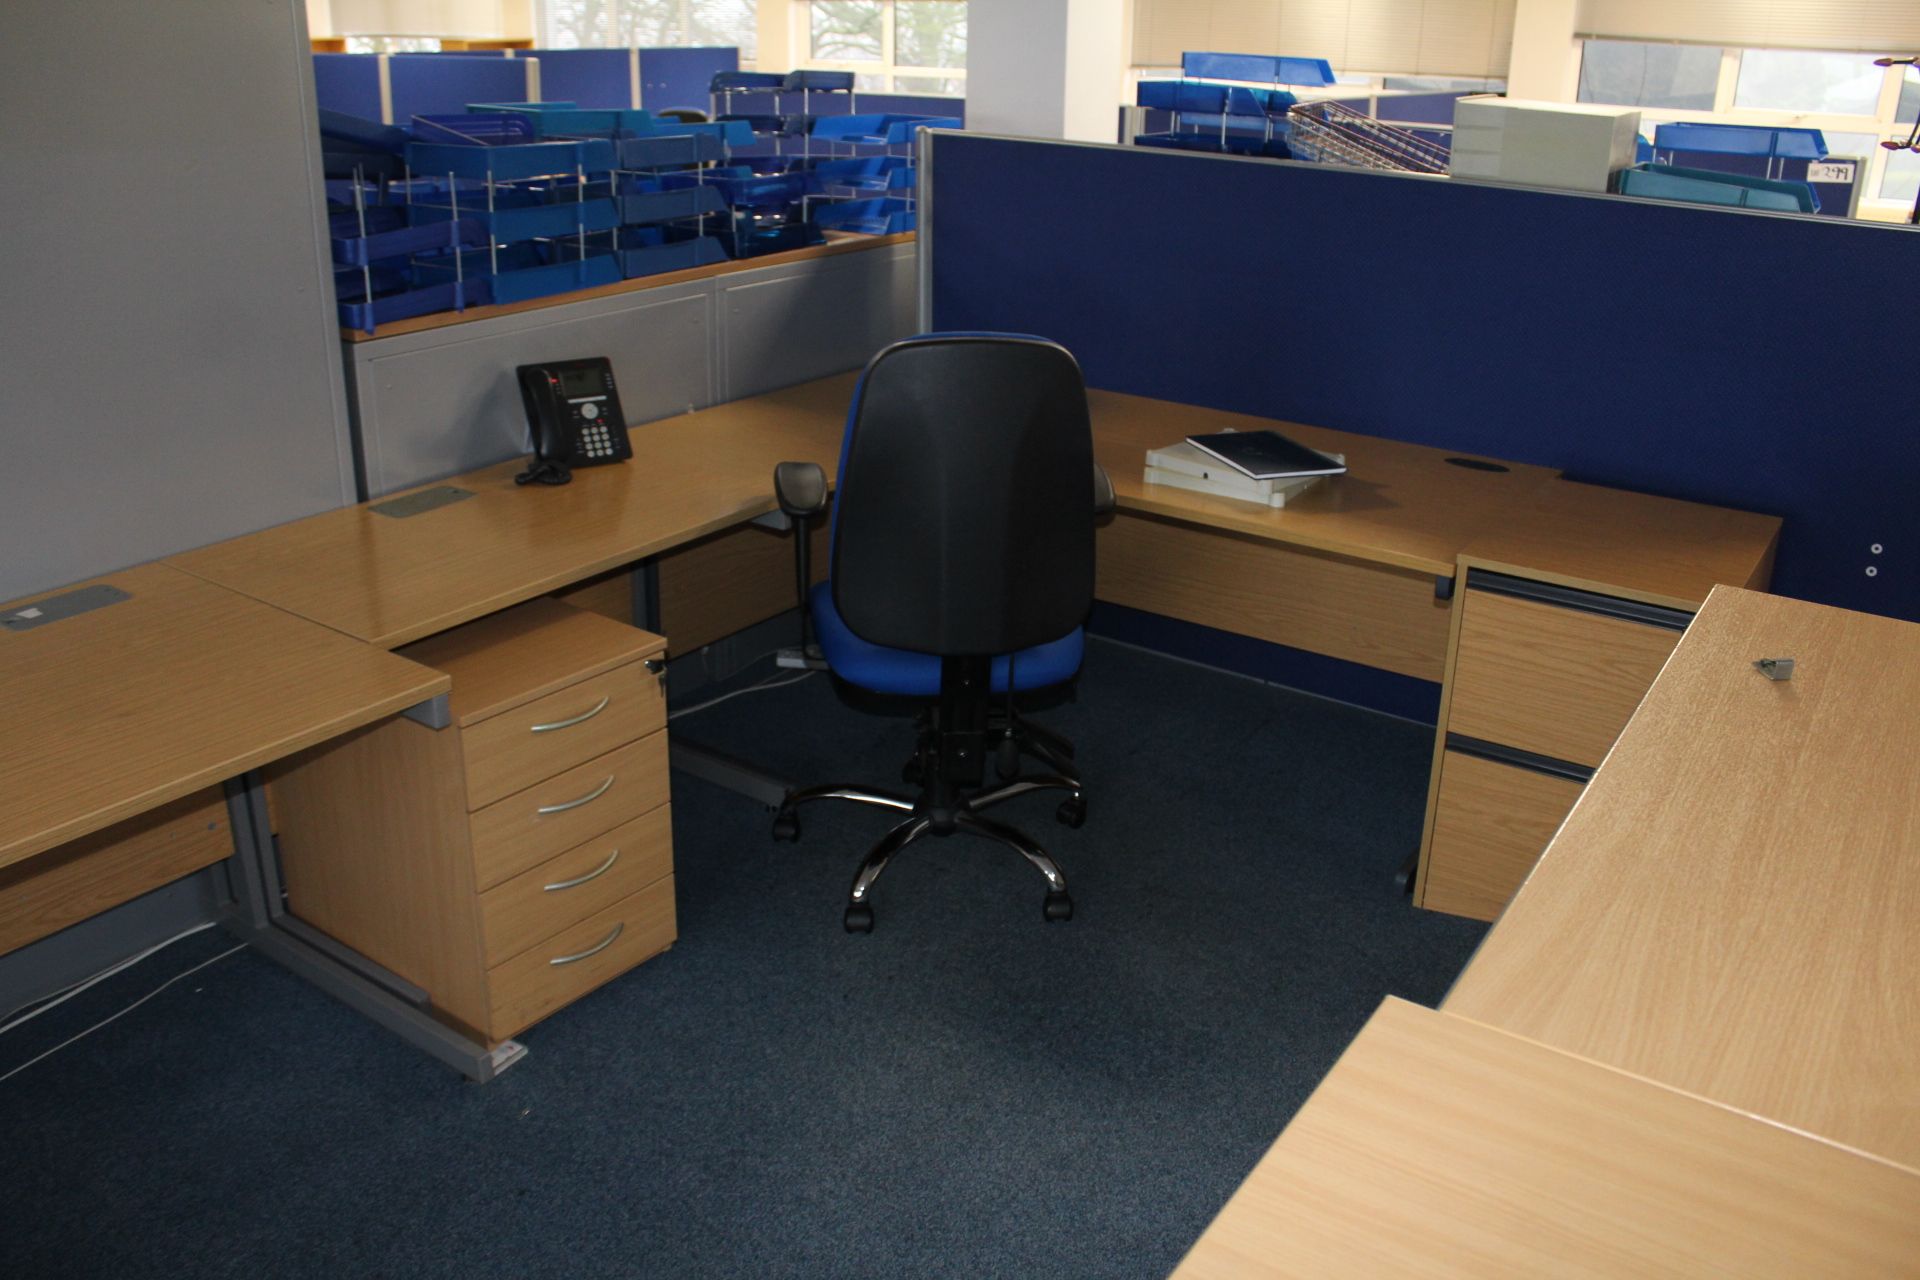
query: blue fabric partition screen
[
  {"left": 389, "top": 55, "right": 531, "bottom": 122},
  {"left": 640, "top": 46, "right": 738, "bottom": 111},
  {"left": 526, "top": 48, "right": 634, "bottom": 107},
  {"left": 925, "top": 134, "right": 1913, "bottom": 622},
  {"left": 314, "top": 53, "right": 383, "bottom": 120}
]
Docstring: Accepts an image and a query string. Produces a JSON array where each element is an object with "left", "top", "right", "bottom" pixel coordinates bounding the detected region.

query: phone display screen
[{"left": 558, "top": 367, "right": 604, "bottom": 399}]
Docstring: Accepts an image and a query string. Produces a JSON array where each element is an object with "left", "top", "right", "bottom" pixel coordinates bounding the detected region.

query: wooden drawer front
[
  {"left": 479, "top": 805, "right": 673, "bottom": 967},
  {"left": 461, "top": 659, "right": 665, "bottom": 811},
  {"left": 487, "top": 876, "right": 677, "bottom": 1038},
  {"left": 1421, "top": 751, "right": 1584, "bottom": 922},
  {"left": 1096, "top": 512, "right": 1450, "bottom": 682},
  {"left": 0, "top": 789, "right": 232, "bottom": 957},
  {"left": 469, "top": 731, "right": 669, "bottom": 890},
  {"left": 1448, "top": 588, "right": 1681, "bottom": 769}
]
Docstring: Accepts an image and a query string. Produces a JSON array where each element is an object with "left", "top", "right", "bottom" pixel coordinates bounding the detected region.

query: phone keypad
[{"left": 578, "top": 416, "right": 618, "bottom": 460}]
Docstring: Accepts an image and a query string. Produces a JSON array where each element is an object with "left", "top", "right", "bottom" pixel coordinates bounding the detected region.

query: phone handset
[{"left": 513, "top": 358, "right": 633, "bottom": 486}]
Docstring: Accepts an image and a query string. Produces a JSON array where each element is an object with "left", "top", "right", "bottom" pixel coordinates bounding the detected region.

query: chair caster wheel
[
  {"left": 1056, "top": 796, "right": 1086, "bottom": 829},
  {"left": 1043, "top": 891, "right": 1074, "bottom": 922},
  {"left": 771, "top": 810, "right": 800, "bottom": 842},
  {"left": 844, "top": 903, "right": 875, "bottom": 933}
]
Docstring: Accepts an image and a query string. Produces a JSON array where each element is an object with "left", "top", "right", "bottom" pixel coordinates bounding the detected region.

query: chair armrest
[
  {"left": 1092, "top": 463, "right": 1116, "bottom": 518},
  {"left": 774, "top": 461, "right": 829, "bottom": 519}
]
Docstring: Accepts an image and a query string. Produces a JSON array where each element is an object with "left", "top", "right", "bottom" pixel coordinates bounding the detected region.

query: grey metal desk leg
[{"left": 218, "top": 772, "right": 525, "bottom": 1082}]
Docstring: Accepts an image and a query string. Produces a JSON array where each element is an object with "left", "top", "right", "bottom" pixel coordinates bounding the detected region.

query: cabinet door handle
[
  {"left": 537, "top": 775, "right": 614, "bottom": 815},
  {"left": 544, "top": 848, "right": 620, "bottom": 892},
  {"left": 549, "top": 923, "right": 623, "bottom": 966},
  {"left": 530, "top": 695, "right": 610, "bottom": 734}
]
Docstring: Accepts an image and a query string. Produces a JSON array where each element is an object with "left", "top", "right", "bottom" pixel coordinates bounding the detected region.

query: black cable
[{"left": 514, "top": 457, "right": 572, "bottom": 486}]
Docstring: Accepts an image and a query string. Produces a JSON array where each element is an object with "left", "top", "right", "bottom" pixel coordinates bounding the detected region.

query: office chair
[{"left": 769, "top": 333, "right": 1115, "bottom": 932}]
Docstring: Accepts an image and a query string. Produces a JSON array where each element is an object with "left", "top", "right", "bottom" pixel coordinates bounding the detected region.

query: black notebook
[{"left": 1183, "top": 430, "right": 1348, "bottom": 481}]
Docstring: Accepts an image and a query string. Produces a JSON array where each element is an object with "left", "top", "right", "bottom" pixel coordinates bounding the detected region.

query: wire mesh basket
[{"left": 1286, "top": 101, "right": 1450, "bottom": 174}]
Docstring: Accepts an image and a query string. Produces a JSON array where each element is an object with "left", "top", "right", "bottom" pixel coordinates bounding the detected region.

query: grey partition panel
[
  {"left": 0, "top": 0, "right": 355, "bottom": 602},
  {"left": 720, "top": 243, "right": 921, "bottom": 400},
  {"left": 350, "top": 285, "right": 715, "bottom": 496},
  {"left": 348, "top": 244, "right": 919, "bottom": 496}
]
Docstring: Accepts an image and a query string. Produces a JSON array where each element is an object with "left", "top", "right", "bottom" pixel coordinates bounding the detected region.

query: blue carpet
[{"left": 0, "top": 639, "right": 1485, "bottom": 1278}]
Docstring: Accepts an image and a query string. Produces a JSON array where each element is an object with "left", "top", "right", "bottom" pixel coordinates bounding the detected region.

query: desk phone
[{"left": 515, "top": 357, "right": 633, "bottom": 485}]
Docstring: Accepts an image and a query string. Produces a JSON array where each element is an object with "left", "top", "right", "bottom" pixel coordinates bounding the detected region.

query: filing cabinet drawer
[
  {"left": 1448, "top": 585, "right": 1682, "bottom": 769},
  {"left": 487, "top": 876, "right": 677, "bottom": 1038},
  {"left": 1421, "top": 750, "right": 1585, "bottom": 922},
  {"left": 460, "top": 659, "right": 666, "bottom": 811},
  {"left": 469, "top": 730, "right": 670, "bottom": 891},
  {"left": 479, "top": 805, "right": 674, "bottom": 967}
]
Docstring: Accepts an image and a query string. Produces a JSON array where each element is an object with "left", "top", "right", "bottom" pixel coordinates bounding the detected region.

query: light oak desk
[
  {"left": 150, "top": 375, "right": 1770, "bottom": 1070},
  {"left": 1174, "top": 589, "right": 1920, "bottom": 1274},
  {"left": 1447, "top": 587, "right": 1920, "bottom": 1172},
  {"left": 1173, "top": 998, "right": 1920, "bottom": 1278},
  {"left": 6, "top": 374, "right": 1772, "bottom": 1079},
  {"left": 0, "top": 563, "right": 446, "bottom": 1006}
]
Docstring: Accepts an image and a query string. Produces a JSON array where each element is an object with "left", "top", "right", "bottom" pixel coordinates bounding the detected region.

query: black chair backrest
[{"left": 831, "top": 334, "right": 1095, "bottom": 657}]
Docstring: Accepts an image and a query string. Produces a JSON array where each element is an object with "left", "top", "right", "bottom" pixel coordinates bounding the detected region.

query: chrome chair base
[{"left": 772, "top": 719, "right": 1083, "bottom": 932}]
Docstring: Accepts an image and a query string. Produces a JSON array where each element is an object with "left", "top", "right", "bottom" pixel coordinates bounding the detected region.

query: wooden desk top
[
  {"left": 1462, "top": 479, "right": 1780, "bottom": 610},
  {"left": 169, "top": 377, "right": 855, "bottom": 649},
  {"left": 171, "top": 373, "right": 1565, "bottom": 649},
  {"left": 1446, "top": 588, "right": 1920, "bottom": 1171},
  {"left": 1090, "top": 391, "right": 1562, "bottom": 578},
  {"left": 1173, "top": 998, "right": 1920, "bottom": 1278},
  {"left": 0, "top": 564, "right": 447, "bottom": 871}
]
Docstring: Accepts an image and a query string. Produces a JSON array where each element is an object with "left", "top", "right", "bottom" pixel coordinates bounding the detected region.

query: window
[
  {"left": 1383, "top": 76, "right": 1506, "bottom": 94},
  {"left": 801, "top": 0, "right": 966, "bottom": 97},
  {"left": 1733, "top": 49, "right": 1882, "bottom": 116},
  {"left": 1879, "top": 147, "right": 1920, "bottom": 202},
  {"left": 345, "top": 36, "right": 442, "bottom": 53},
  {"left": 1578, "top": 40, "right": 1719, "bottom": 110},
  {"left": 540, "top": 0, "right": 759, "bottom": 58}
]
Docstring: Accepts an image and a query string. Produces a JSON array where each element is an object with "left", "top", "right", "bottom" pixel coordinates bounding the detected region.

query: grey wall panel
[
  {"left": 719, "top": 245, "right": 921, "bottom": 401},
  {"left": 0, "top": 0, "right": 355, "bottom": 602},
  {"left": 352, "top": 287, "right": 715, "bottom": 496},
  {"left": 346, "top": 243, "right": 920, "bottom": 496}
]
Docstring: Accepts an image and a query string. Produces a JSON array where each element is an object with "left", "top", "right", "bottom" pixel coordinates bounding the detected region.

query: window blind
[
  {"left": 1132, "top": 0, "right": 1517, "bottom": 77},
  {"left": 1578, "top": 1, "right": 1920, "bottom": 54}
]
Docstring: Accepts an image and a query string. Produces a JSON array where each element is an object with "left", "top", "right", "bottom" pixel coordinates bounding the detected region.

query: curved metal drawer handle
[
  {"left": 530, "top": 695, "right": 610, "bottom": 734},
  {"left": 537, "top": 775, "right": 614, "bottom": 815},
  {"left": 549, "top": 922, "right": 623, "bottom": 966},
  {"left": 544, "top": 847, "right": 620, "bottom": 892}
]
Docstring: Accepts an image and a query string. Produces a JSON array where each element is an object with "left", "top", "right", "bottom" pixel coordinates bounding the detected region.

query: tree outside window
[{"left": 542, "top": 0, "right": 759, "bottom": 58}]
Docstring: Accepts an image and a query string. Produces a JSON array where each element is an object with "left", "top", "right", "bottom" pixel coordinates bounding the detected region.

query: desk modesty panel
[
  {"left": 1171, "top": 998, "right": 1920, "bottom": 1278},
  {"left": 1445, "top": 588, "right": 1920, "bottom": 1173},
  {"left": 0, "top": 563, "right": 448, "bottom": 871}
]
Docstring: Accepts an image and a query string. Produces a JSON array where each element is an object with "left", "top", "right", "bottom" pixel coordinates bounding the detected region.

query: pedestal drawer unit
[
  {"left": 271, "top": 597, "right": 675, "bottom": 1046},
  {"left": 1417, "top": 571, "right": 1689, "bottom": 921}
]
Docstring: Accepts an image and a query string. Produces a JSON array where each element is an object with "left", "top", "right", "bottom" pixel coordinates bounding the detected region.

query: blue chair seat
[{"left": 810, "top": 581, "right": 1083, "bottom": 697}]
